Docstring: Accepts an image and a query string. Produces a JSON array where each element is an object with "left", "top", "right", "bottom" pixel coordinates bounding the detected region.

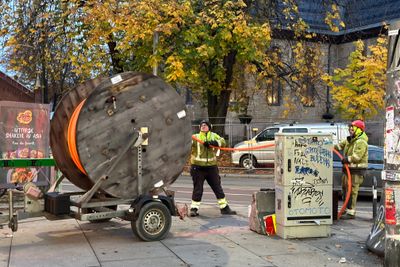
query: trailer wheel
[
  {"left": 131, "top": 201, "right": 171, "bottom": 241},
  {"left": 9, "top": 215, "right": 18, "bottom": 232}
]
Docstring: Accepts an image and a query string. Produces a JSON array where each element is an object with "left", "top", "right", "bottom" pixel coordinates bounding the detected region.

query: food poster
[{"left": 0, "top": 101, "right": 50, "bottom": 187}]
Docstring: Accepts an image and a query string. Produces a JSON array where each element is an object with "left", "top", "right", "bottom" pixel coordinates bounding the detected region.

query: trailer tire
[{"left": 131, "top": 201, "right": 171, "bottom": 241}]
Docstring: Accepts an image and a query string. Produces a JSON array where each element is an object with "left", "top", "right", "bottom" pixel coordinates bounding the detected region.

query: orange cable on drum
[{"left": 67, "top": 99, "right": 87, "bottom": 175}]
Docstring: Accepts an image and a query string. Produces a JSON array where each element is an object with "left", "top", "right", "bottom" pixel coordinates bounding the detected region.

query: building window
[{"left": 266, "top": 78, "right": 281, "bottom": 106}]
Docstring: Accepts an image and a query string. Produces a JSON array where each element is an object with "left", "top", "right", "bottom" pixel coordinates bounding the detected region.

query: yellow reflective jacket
[
  {"left": 334, "top": 132, "right": 368, "bottom": 169},
  {"left": 190, "top": 131, "right": 226, "bottom": 166}
]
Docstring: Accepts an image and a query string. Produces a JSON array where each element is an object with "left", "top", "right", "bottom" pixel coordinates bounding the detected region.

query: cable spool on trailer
[{"left": 50, "top": 72, "right": 192, "bottom": 199}]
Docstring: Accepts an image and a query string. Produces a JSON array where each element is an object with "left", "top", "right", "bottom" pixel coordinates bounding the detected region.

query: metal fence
[{"left": 192, "top": 118, "right": 384, "bottom": 147}]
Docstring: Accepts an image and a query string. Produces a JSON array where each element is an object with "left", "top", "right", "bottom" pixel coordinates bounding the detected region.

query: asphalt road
[
  {"left": 60, "top": 174, "right": 376, "bottom": 217},
  {"left": 171, "top": 174, "right": 376, "bottom": 217},
  {"left": 170, "top": 175, "right": 272, "bottom": 208}
]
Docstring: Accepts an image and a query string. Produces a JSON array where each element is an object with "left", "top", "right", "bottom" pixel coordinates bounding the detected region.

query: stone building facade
[{"left": 186, "top": 37, "right": 384, "bottom": 146}]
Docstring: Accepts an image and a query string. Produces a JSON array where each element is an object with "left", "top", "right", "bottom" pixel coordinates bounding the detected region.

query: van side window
[
  {"left": 282, "top": 128, "right": 308, "bottom": 133},
  {"left": 256, "top": 128, "right": 279, "bottom": 141},
  {"left": 282, "top": 128, "right": 296, "bottom": 133}
]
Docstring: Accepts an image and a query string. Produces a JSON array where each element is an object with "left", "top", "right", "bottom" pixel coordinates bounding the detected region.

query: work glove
[
  {"left": 209, "top": 140, "right": 219, "bottom": 147},
  {"left": 346, "top": 136, "right": 352, "bottom": 142},
  {"left": 341, "top": 157, "right": 350, "bottom": 164},
  {"left": 203, "top": 141, "right": 210, "bottom": 148}
]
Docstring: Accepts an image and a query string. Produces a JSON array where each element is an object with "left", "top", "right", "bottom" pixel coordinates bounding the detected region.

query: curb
[{"left": 181, "top": 172, "right": 274, "bottom": 179}]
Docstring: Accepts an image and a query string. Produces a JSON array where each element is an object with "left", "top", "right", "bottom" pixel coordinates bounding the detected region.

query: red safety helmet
[{"left": 351, "top": 120, "right": 365, "bottom": 131}]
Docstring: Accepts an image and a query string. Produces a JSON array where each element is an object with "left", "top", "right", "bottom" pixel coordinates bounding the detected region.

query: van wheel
[{"left": 240, "top": 155, "right": 257, "bottom": 169}]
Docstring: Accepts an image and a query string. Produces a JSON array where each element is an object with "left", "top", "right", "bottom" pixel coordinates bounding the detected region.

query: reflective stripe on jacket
[
  {"left": 190, "top": 131, "right": 226, "bottom": 166},
  {"left": 335, "top": 132, "right": 368, "bottom": 169}
]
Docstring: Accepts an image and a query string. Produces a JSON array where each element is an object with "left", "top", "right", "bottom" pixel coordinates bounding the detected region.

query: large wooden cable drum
[{"left": 50, "top": 72, "right": 192, "bottom": 199}]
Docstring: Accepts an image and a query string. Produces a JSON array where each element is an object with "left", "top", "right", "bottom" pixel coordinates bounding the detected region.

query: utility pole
[{"left": 384, "top": 20, "right": 400, "bottom": 267}]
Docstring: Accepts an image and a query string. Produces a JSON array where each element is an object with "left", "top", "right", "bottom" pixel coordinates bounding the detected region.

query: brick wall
[{"left": 0, "top": 71, "right": 36, "bottom": 103}]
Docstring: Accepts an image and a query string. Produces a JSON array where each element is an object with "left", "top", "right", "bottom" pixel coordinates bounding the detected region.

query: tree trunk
[
  {"left": 207, "top": 51, "right": 236, "bottom": 136},
  {"left": 207, "top": 90, "right": 231, "bottom": 136},
  {"left": 108, "top": 39, "right": 124, "bottom": 74},
  {"left": 41, "top": 57, "right": 49, "bottom": 104}
]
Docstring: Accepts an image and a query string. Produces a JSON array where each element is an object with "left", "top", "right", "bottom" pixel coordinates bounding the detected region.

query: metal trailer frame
[{"left": 0, "top": 131, "right": 180, "bottom": 241}]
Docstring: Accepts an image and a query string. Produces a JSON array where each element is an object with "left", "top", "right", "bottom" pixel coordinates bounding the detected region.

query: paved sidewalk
[{"left": 0, "top": 204, "right": 383, "bottom": 267}]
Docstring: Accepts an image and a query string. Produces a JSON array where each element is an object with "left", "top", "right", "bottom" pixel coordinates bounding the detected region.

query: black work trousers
[{"left": 191, "top": 165, "right": 225, "bottom": 202}]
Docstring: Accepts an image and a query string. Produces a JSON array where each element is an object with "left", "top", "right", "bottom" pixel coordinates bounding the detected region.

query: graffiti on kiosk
[
  {"left": 294, "top": 136, "right": 333, "bottom": 147},
  {"left": 312, "top": 176, "right": 328, "bottom": 185},
  {"left": 291, "top": 182, "right": 325, "bottom": 206},
  {"left": 289, "top": 136, "right": 332, "bottom": 207},
  {"left": 295, "top": 166, "right": 319, "bottom": 177},
  {"left": 309, "top": 154, "right": 330, "bottom": 167},
  {"left": 291, "top": 177, "right": 305, "bottom": 186},
  {"left": 291, "top": 176, "right": 328, "bottom": 186},
  {"left": 294, "top": 148, "right": 308, "bottom": 165},
  {"left": 293, "top": 146, "right": 331, "bottom": 167}
]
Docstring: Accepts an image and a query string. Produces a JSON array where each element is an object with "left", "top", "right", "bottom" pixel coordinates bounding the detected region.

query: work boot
[
  {"left": 190, "top": 208, "right": 199, "bottom": 217},
  {"left": 220, "top": 205, "right": 237, "bottom": 215},
  {"left": 341, "top": 213, "right": 355, "bottom": 220}
]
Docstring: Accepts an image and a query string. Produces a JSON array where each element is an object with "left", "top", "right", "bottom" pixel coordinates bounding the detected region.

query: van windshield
[{"left": 256, "top": 128, "right": 279, "bottom": 142}]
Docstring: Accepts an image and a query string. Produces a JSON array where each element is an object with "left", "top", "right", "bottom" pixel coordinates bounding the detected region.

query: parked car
[
  {"left": 333, "top": 145, "right": 383, "bottom": 197},
  {"left": 231, "top": 122, "right": 349, "bottom": 169}
]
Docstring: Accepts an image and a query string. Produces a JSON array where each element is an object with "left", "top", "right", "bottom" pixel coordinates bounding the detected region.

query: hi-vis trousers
[
  {"left": 190, "top": 165, "right": 226, "bottom": 208},
  {"left": 341, "top": 171, "right": 365, "bottom": 215}
]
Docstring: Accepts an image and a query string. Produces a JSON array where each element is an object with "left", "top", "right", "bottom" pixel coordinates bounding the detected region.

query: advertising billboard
[{"left": 0, "top": 101, "right": 50, "bottom": 187}]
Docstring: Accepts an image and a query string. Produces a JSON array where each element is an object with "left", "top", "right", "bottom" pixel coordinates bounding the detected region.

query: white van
[{"left": 231, "top": 122, "right": 349, "bottom": 169}]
